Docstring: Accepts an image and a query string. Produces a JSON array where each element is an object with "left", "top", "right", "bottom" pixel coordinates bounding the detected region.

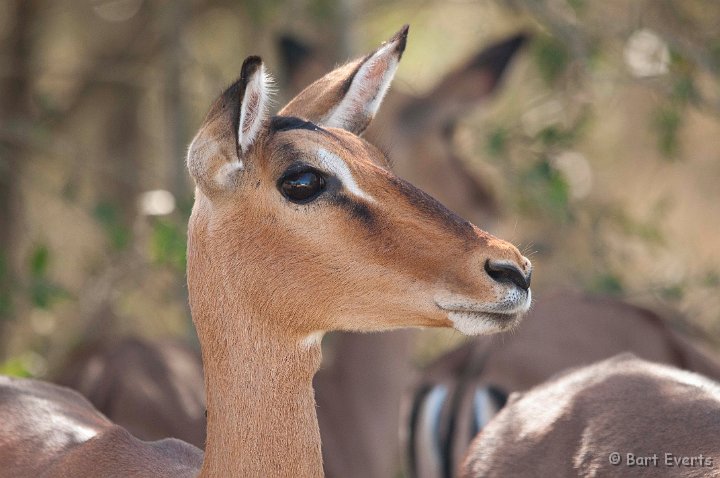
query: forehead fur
[{"left": 265, "top": 117, "right": 391, "bottom": 170}]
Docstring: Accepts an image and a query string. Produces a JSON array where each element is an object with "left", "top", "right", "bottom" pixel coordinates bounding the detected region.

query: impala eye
[{"left": 279, "top": 168, "right": 326, "bottom": 203}]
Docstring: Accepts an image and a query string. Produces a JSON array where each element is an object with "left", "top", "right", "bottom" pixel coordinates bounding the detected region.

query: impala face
[{"left": 186, "top": 26, "right": 532, "bottom": 343}]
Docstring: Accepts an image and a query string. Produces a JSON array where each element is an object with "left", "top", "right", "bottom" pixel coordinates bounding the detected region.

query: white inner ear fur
[
  {"left": 316, "top": 147, "right": 375, "bottom": 203},
  {"left": 238, "top": 64, "right": 274, "bottom": 154},
  {"left": 322, "top": 41, "right": 400, "bottom": 131}
]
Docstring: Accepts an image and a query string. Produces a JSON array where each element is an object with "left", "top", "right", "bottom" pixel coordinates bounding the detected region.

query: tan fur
[
  {"left": 0, "top": 376, "right": 202, "bottom": 477},
  {"left": 280, "top": 60, "right": 363, "bottom": 125},
  {"left": 461, "top": 354, "right": 720, "bottom": 478},
  {"left": 0, "top": 28, "right": 531, "bottom": 478}
]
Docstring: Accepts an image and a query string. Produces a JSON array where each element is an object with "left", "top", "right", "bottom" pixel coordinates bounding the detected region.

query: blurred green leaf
[
  {"left": 658, "top": 283, "right": 685, "bottom": 302},
  {"left": 93, "top": 201, "right": 131, "bottom": 250},
  {"left": 0, "top": 292, "right": 11, "bottom": 319},
  {"left": 537, "top": 126, "right": 573, "bottom": 148},
  {"left": 0, "top": 357, "right": 32, "bottom": 378},
  {"left": 703, "top": 270, "right": 720, "bottom": 288},
  {"left": 671, "top": 75, "right": 699, "bottom": 105},
  {"left": 591, "top": 273, "right": 624, "bottom": 295},
  {"left": 669, "top": 49, "right": 691, "bottom": 70},
  {"left": 26, "top": 244, "right": 68, "bottom": 309},
  {"left": 517, "top": 158, "right": 571, "bottom": 221},
  {"left": 567, "top": 0, "right": 587, "bottom": 12},
  {"left": 151, "top": 218, "right": 187, "bottom": 272},
  {"left": 485, "top": 127, "right": 508, "bottom": 158},
  {"left": 0, "top": 253, "right": 11, "bottom": 319},
  {"left": 176, "top": 197, "right": 194, "bottom": 218},
  {"left": 709, "top": 40, "right": 720, "bottom": 73},
  {"left": 603, "top": 205, "right": 665, "bottom": 246},
  {"left": 533, "top": 35, "right": 570, "bottom": 84},
  {"left": 309, "top": 0, "right": 338, "bottom": 20},
  {"left": 30, "top": 279, "right": 67, "bottom": 309},
  {"left": 94, "top": 201, "right": 115, "bottom": 223},
  {"left": 29, "top": 245, "right": 49, "bottom": 278},
  {"left": 534, "top": 110, "right": 591, "bottom": 150},
  {"left": 244, "top": 0, "right": 283, "bottom": 22},
  {"left": 619, "top": 216, "right": 664, "bottom": 244},
  {"left": 653, "top": 105, "right": 683, "bottom": 159},
  {"left": 546, "top": 172, "right": 570, "bottom": 211}
]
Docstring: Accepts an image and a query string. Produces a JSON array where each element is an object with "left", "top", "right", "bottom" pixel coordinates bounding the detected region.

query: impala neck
[{"left": 196, "top": 308, "right": 324, "bottom": 478}]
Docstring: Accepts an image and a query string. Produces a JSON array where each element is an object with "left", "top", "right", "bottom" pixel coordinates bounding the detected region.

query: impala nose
[{"left": 484, "top": 259, "right": 531, "bottom": 291}]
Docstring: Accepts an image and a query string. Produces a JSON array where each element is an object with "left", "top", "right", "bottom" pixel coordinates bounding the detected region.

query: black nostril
[{"left": 484, "top": 260, "right": 531, "bottom": 291}]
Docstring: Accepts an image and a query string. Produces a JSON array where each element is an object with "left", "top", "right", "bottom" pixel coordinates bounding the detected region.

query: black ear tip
[
  {"left": 241, "top": 56, "right": 263, "bottom": 81},
  {"left": 391, "top": 24, "right": 410, "bottom": 55},
  {"left": 508, "top": 32, "right": 531, "bottom": 50},
  {"left": 467, "top": 32, "right": 529, "bottom": 72},
  {"left": 488, "top": 32, "right": 530, "bottom": 60},
  {"left": 277, "top": 34, "right": 313, "bottom": 64}
]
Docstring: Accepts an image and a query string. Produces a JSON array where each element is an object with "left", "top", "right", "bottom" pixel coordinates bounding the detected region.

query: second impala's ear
[
  {"left": 399, "top": 34, "right": 527, "bottom": 131},
  {"left": 279, "top": 25, "right": 409, "bottom": 135}
]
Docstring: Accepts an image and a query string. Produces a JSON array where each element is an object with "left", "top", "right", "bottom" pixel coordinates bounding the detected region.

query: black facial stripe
[
  {"left": 272, "top": 137, "right": 467, "bottom": 242},
  {"left": 331, "top": 194, "right": 376, "bottom": 229},
  {"left": 388, "top": 175, "right": 475, "bottom": 241}
]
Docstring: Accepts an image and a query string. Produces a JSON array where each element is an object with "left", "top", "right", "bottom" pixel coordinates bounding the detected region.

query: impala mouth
[
  {"left": 446, "top": 309, "right": 519, "bottom": 321},
  {"left": 435, "top": 290, "right": 531, "bottom": 336}
]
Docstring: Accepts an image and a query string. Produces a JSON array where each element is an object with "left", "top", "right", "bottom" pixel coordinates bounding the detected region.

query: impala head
[{"left": 186, "top": 26, "right": 532, "bottom": 344}]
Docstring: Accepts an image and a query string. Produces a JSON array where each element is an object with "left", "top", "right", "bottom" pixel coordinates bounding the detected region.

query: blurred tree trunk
[
  {"left": 334, "top": 0, "right": 358, "bottom": 59},
  {"left": 163, "top": 0, "right": 194, "bottom": 338},
  {"left": 78, "top": 7, "right": 155, "bottom": 340},
  {"left": 164, "top": 0, "right": 191, "bottom": 202},
  {"left": 103, "top": 85, "right": 142, "bottom": 229},
  {"left": 0, "top": 0, "right": 37, "bottom": 358}
]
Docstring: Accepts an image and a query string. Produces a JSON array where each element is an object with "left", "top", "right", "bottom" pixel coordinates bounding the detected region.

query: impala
[
  {"left": 0, "top": 26, "right": 532, "bottom": 477},
  {"left": 460, "top": 353, "right": 720, "bottom": 478},
  {"left": 55, "top": 337, "right": 206, "bottom": 446},
  {"left": 54, "top": 34, "right": 529, "bottom": 477}
]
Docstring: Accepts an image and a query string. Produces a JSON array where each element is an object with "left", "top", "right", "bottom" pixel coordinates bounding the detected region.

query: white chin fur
[
  {"left": 449, "top": 311, "right": 519, "bottom": 336},
  {"left": 447, "top": 289, "right": 532, "bottom": 336}
]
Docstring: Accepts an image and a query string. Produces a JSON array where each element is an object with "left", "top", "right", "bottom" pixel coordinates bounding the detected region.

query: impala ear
[
  {"left": 187, "top": 56, "right": 273, "bottom": 194},
  {"left": 279, "top": 25, "right": 409, "bottom": 135},
  {"left": 399, "top": 33, "right": 528, "bottom": 131},
  {"left": 236, "top": 56, "right": 273, "bottom": 153}
]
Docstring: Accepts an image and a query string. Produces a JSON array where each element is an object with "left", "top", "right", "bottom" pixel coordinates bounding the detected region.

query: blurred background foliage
[{"left": 0, "top": 0, "right": 719, "bottom": 376}]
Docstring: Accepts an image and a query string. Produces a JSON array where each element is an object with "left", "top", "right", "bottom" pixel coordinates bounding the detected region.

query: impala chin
[{"left": 436, "top": 289, "right": 532, "bottom": 336}]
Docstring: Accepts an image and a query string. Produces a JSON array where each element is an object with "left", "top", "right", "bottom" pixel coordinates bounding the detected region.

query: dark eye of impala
[{"left": 278, "top": 168, "right": 326, "bottom": 203}]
